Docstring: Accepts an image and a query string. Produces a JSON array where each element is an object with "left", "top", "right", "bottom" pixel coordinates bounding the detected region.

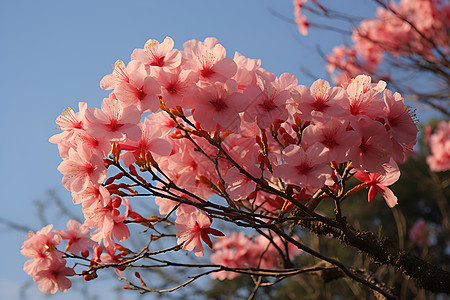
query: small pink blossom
[
  {"left": 409, "top": 220, "right": 433, "bottom": 247},
  {"left": 426, "top": 120, "right": 450, "bottom": 172},
  {"left": 348, "top": 118, "right": 392, "bottom": 173},
  {"left": 57, "top": 220, "right": 95, "bottom": 254},
  {"left": 273, "top": 144, "right": 331, "bottom": 189},
  {"left": 353, "top": 160, "right": 400, "bottom": 208},
  {"left": 183, "top": 37, "right": 237, "bottom": 83},
  {"left": 302, "top": 112, "right": 360, "bottom": 162},
  {"left": 33, "top": 257, "right": 75, "bottom": 294},
  {"left": 85, "top": 97, "right": 142, "bottom": 142},
  {"left": 131, "top": 36, "right": 182, "bottom": 72},
  {"left": 175, "top": 206, "right": 224, "bottom": 257},
  {"left": 57, "top": 145, "right": 107, "bottom": 193},
  {"left": 100, "top": 60, "right": 132, "bottom": 90}
]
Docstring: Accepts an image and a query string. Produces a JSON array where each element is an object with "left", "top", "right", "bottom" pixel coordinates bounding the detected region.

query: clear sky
[{"left": 0, "top": 1, "right": 441, "bottom": 299}]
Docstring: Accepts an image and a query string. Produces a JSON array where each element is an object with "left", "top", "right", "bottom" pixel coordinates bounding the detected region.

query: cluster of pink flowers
[
  {"left": 21, "top": 221, "right": 93, "bottom": 293},
  {"left": 425, "top": 120, "right": 450, "bottom": 172},
  {"left": 325, "top": 0, "right": 450, "bottom": 84},
  {"left": 23, "top": 35, "right": 419, "bottom": 293},
  {"left": 210, "top": 232, "right": 302, "bottom": 280}
]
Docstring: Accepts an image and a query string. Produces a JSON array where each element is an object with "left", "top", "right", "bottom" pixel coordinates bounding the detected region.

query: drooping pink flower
[
  {"left": 21, "top": 225, "right": 63, "bottom": 277},
  {"left": 87, "top": 197, "right": 132, "bottom": 254},
  {"left": 353, "top": 160, "right": 400, "bottom": 208},
  {"left": 175, "top": 206, "right": 224, "bottom": 257}
]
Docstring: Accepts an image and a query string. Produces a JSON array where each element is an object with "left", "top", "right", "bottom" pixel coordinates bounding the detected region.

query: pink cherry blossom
[
  {"left": 232, "top": 52, "right": 261, "bottom": 91},
  {"left": 294, "top": 79, "right": 348, "bottom": 120},
  {"left": 273, "top": 144, "right": 331, "bottom": 189},
  {"left": 353, "top": 160, "right": 400, "bottom": 208},
  {"left": 57, "top": 144, "right": 107, "bottom": 193},
  {"left": 301, "top": 112, "right": 360, "bottom": 163},
  {"left": 409, "top": 220, "right": 433, "bottom": 247},
  {"left": 57, "top": 220, "right": 95, "bottom": 254},
  {"left": 348, "top": 118, "right": 392, "bottom": 173},
  {"left": 33, "top": 257, "right": 75, "bottom": 294},
  {"left": 153, "top": 67, "right": 198, "bottom": 108},
  {"left": 175, "top": 206, "right": 224, "bottom": 257},
  {"left": 119, "top": 116, "right": 172, "bottom": 167},
  {"left": 345, "top": 75, "right": 387, "bottom": 120},
  {"left": 112, "top": 60, "right": 161, "bottom": 112},
  {"left": 383, "top": 89, "right": 418, "bottom": 163},
  {"left": 243, "top": 73, "right": 296, "bottom": 128},
  {"left": 188, "top": 79, "right": 248, "bottom": 132},
  {"left": 87, "top": 197, "right": 132, "bottom": 254},
  {"left": 182, "top": 37, "right": 237, "bottom": 83},
  {"left": 86, "top": 97, "right": 142, "bottom": 142},
  {"left": 100, "top": 60, "right": 131, "bottom": 90},
  {"left": 426, "top": 120, "right": 450, "bottom": 172},
  {"left": 22, "top": 225, "right": 63, "bottom": 277},
  {"left": 131, "top": 36, "right": 182, "bottom": 72}
]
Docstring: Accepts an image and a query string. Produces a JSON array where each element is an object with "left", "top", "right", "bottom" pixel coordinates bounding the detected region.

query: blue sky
[{"left": 0, "top": 1, "right": 442, "bottom": 299}]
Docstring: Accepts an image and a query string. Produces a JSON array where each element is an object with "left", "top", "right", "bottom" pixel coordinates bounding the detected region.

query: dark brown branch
[{"left": 294, "top": 216, "right": 450, "bottom": 294}]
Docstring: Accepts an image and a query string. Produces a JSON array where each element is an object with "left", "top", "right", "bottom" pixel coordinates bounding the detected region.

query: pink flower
[
  {"left": 85, "top": 97, "right": 142, "bottom": 142},
  {"left": 182, "top": 37, "right": 237, "bottom": 83},
  {"left": 175, "top": 206, "right": 224, "bottom": 257},
  {"left": 426, "top": 120, "right": 450, "bottom": 172},
  {"left": 294, "top": 79, "right": 348, "bottom": 120},
  {"left": 273, "top": 144, "right": 331, "bottom": 189},
  {"left": 409, "top": 220, "right": 433, "bottom": 247},
  {"left": 243, "top": 73, "right": 296, "bottom": 128},
  {"left": 188, "top": 79, "right": 248, "bottom": 132},
  {"left": 348, "top": 118, "right": 392, "bottom": 173},
  {"left": 353, "top": 160, "right": 400, "bottom": 208},
  {"left": 131, "top": 36, "right": 182, "bottom": 72},
  {"left": 100, "top": 60, "right": 131, "bottom": 90},
  {"left": 345, "top": 75, "right": 387, "bottom": 120},
  {"left": 87, "top": 197, "right": 132, "bottom": 254},
  {"left": 153, "top": 67, "right": 198, "bottom": 108},
  {"left": 119, "top": 116, "right": 172, "bottom": 167},
  {"left": 33, "top": 257, "right": 75, "bottom": 294},
  {"left": 383, "top": 89, "right": 418, "bottom": 163},
  {"left": 22, "top": 225, "right": 63, "bottom": 277},
  {"left": 232, "top": 52, "right": 261, "bottom": 91},
  {"left": 301, "top": 112, "right": 360, "bottom": 163},
  {"left": 57, "top": 220, "right": 95, "bottom": 254},
  {"left": 113, "top": 60, "right": 161, "bottom": 112},
  {"left": 57, "top": 145, "right": 107, "bottom": 193}
]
